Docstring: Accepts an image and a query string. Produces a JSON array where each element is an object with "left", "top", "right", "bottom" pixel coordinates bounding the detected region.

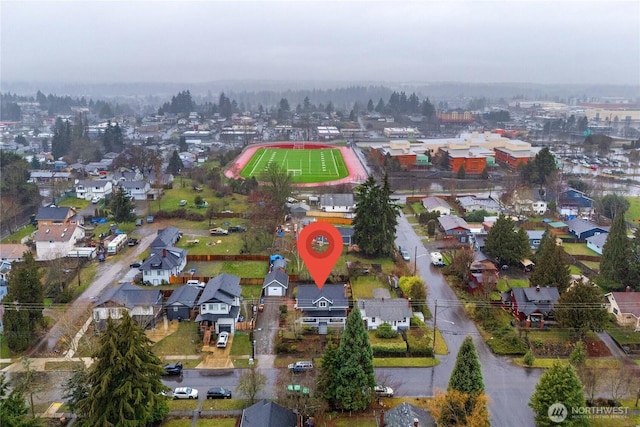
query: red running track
[{"left": 224, "top": 142, "right": 368, "bottom": 187}]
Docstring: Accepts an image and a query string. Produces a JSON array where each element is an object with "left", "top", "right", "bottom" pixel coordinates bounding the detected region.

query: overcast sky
[{"left": 1, "top": 1, "right": 639, "bottom": 86}]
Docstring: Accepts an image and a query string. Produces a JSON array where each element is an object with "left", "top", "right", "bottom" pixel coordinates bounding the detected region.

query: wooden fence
[{"left": 186, "top": 254, "right": 270, "bottom": 262}]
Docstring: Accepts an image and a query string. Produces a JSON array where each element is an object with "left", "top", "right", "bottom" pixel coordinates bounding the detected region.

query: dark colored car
[
  {"left": 228, "top": 225, "right": 247, "bottom": 233},
  {"left": 128, "top": 238, "right": 139, "bottom": 246},
  {"left": 163, "top": 361, "right": 183, "bottom": 376},
  {"left": 130, "top": 261, "right": 142, "bottom": 269},
  {"left": 206, "top": 387, "right": 232, "bottom": 399}
]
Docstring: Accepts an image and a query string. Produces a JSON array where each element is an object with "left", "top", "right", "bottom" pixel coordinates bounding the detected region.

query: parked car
[
  {"left": 210, "top": 227, "right": 229, "bottom": 236},
  {"left": 374, "top": 385, "right": 394, "bottom": 398},
  {"left": 129, "top": 261, "right": 142, "bottom": 269},
  {"left": 399, "top": 246, "right": 411, "bottom": 262},
  {"left": 146, "top": 215, "right": 154, "bottom": 223},
  {"left": 288, "top": 360, "right": 314, "bottom": 373},
  {"left": 216, "top": 331, "right": 229, "bottom": 348},
  {"left": 173, "top": 387, "right": 198, "bottom": 399},
  {"left": 128, "top": 238, "right": 139, "bottom": 246},
  {"left": 228, "top": 225, "right": 247, "bottom": 233},
  {"left": 163, "top": 361, "right": 183, "bottom": 376},
  {"left": 135, "top": 218, "right": 143, "bottom": 226},
  {"left": 179, "top": 200, "right": 187, "bottom": 207},
  {"left": 186, "top": 279, "right": 205, "bottom": 288},
  {"left": 91, "top": 196, "right": 101, "bottom": 204},
  {"left": 206, "top": 387, "right": 232, "bottom": 399}
]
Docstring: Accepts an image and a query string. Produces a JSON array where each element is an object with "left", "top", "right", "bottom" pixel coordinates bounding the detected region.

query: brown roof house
[{"left": 605, "top": 290, "right": 640, "bottom": 331}]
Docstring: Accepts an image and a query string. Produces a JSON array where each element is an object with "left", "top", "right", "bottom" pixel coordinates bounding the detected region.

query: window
[
  {"left": 319, "top": 301, "right": 327, "bottom": 308},
  {"left": 371, "top": 317, "right": 376, "bottom": 323},
  {"left": 613, "top": 307, "right": 619, "bottom": 315},
  {"left": 208, "top": 304, "right": 214, "bottom": 311},
  {"left": 173, "top": 307, "right": 178, "bottom": 312}
]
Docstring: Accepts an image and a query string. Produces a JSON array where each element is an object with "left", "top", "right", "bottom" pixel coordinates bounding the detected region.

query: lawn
[
  {"left": 230, "top": 332, "right": 251, "bottom": 356},
  {"left": 512, "top": 357, "right": 621, "bottom": 369},
  {"left": 410, "top": 202, "right": 426, "bottom": 214},
  {"left": 185, "top": 261, "right": 266, "bottom": 278},
  {"left": 44, "top": 361, "right": 85, "bottom": 371},
  {"left": 162, "top": 419, "right": 237, "bottom": 427},
  {"left": 241, "top": 284, "right": 263, "bottom": 300},
  {"left": 496, "top": 278, "right": 529, "bottom": 292},
  {"left": 152, "top": 321, "right": 202, "bottom": 356},
  {"left": 177, "top": 234, "right": 245, "bottom": 255},
  {"left": 1, "top": 224, "right": 36, "bottom": 243},
  {"left": 582, "top": 261, "right": 601, "bottom": 272},
  {"left": 608, "top": 326, "right": 640, "bottom": 345},
  {"left": 200, "top": 398, "right": 246, "bottom": 411},
  {"left": 626, "top": 196, "right": 640, "bottom": 223},
  {"left": 150, "top": 178, "right": 248, "bottom": 214},
  {"left": 562, "top": 243, "right": 600, "bottom": 256},
  {"left": 240, "top": 147, "right": 349, "bottom": 183},
  {"left": 57, "top": 196, "right": 90, "bottom": 211},
  {"left": 373, "top": 357, "right": 439, "bottom": 367},
  {"left": 350, "top": 276, "right": 388, "bottom": 299},
  {"left": 569, "top": 264, "right": 582, "bottom": 275},
  {"left": 0, "top": 335, "right": 12, "bottom": 359}
]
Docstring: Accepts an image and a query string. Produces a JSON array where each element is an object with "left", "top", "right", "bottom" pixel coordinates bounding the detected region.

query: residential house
[
  {"left": 586, "top": 232, "right": 608, "bottom": 255},
  {"left": 456, "top": 196, "right": 502, "bottom": 214},
  {"left": 565, "top": 218, "right": 609, "bottom": 240},
  {"left": 239, "top": 399, "right": 297, "bottom": 427},
  {"left": 527, "top": 230, "right": 545, "bottom": 250},
  {"left": 0, "top": 244, "right": 30, "bottom": 263},
  {"left": 468, "top": 260, "right": 498, "bottom": 293},
  {"left": 147, "top": 172, "right": 174, "bottom": 188},
  {"left": 150, "top": 227, "right": 181, "bottom": 248},
  {"left": 35, "top": 206, "right": 82, "bottom": 228},
  {"left": 295, "top": 284, "right": 349, "bottom": 334},
  {"left": 0, "top": 260, "right": 12, "bottom": 288},
  {"left": 140, "top": 247, "right": 187, "bottom": 286},
  {"left": 532, "top": 201, "right": 548, "bottom": 215},
  {"left": 437, "top": 215, "right": 470, "bottom": 236},
  {"left": 117, "top": 180, "right": 150, "bottom": 201},
  {"left": 196, "top": 273, "right": 242, "bottom": 333},
  {"left": 165, "top": 285, "right": 200, "bottom": 321},
  {"left": 557, "top": 188, "right": 594, "bottom": 218},
  {"left": 336, "top": 226, "right": 354, "bottom": 245},
  {"left": 262, "top": 268, "right": 289, "bottom": 297},
  {"left": 604, "top": 291, "right": 640, "bottom": 331},
  {"left": 92, "top": 283, "right": 162, "bottom": 329},
  {"left": 319, "top": 194, "right": 355, "bottom": 213},
  {"left": 289, "top": 201, "right": 310, "bottom": 217},
  {"left": 358, "top": 298, "right": 412, "bottom": 331},
  {"left": 422, "top": 196, "right": 454, "bottom": 215},
  {"left": 380, "top": 402, "right": 437, "bottom": 427},
  {"left": 33, "top": 206, "right": 85, "bottom": 260},
  {"left": 112, "top": 170, "right": 143, "bottom": 182},
  {"left": 75, "top": 179, "right": 113, "bottom": 201},
  {"left": 29, "top": 170, "right": 72, "bottom": 183},
  {"left": 502, "top": 286, "right": 560, "bottom": 328}
]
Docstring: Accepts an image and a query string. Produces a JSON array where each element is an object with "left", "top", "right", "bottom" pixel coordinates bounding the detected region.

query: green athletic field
[{"left": 240, "top": 147, "right": 349, "bottom": 183}]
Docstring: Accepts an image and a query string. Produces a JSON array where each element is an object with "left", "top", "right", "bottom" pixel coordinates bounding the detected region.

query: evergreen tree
[
  {"left": 4, "top": 251, "right": 43, "bottom": 352},
  {"left": 76, "top": 312, "right": 168, "bottom": 426},
  {"left": 0, "top": 373, "right": 41, "bottom": 427},
  {"left": 529, "top": 361, "right": 587, "bottom": 427},
  {"left": 352, "top": 174, "right": 399, "bottom": 257},
  {"left": 335, "top": 306, "right": 375, "bottom": 411},
  {"left": 446, "top": 336, "right": 484, "bottom": 421},
  {"left": 112, "top": 123, "right": 124, "bottom": 152},
  {"left": 554, "top": 282, "right": 608, "bottom": 340},
  {"left": 178, "top": 136, "right": 188, "bottom": 152},
  {"left": 62, "top": 366, "right": 89, "bottom": 414},
  {"left": 600, "top": 211, "right": 631, "bottom": 289},
  {"left": 316, "top": 337, "right": 339, "bottom": 408},
  {"left": 109, "top": 187, "right": 135, "bottom": 223},
  {"left": 530, "top": 231, "right": 571, "bottom": 293},
  {"left": 375, "top": 98, "right": 385, "bottom": 113},
  {"left": 484, "top": 215, "right": 528, "bottom": 265},
  {"left": 456, "top": 165, "right": 466, "bottom": 179},
  {"left": 51, "top": 117, "right": 71, "bottom": 159},
  {"left": 367, "top": 99, "right": 374, "bottom": 112},
  {"left": 520, "top": 147, "right": 558, "bottom": 186},
  {"left": 166, "top": 150, "right": 184, "bottom": 175}
]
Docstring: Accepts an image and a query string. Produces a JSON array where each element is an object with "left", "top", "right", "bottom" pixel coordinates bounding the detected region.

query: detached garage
[{"left": 262, "top": 268, "right": 289, "bottom": 297}]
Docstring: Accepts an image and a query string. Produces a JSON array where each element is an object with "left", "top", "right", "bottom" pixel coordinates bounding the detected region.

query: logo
[{"left": 548, "top": 402, "right": 568, "bottom": 423}]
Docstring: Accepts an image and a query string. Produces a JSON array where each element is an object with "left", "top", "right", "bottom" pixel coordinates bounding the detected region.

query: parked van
[
  {"left": 288, "top": 360, "right": 314, "bottom": 373},
  {"left": 186, "top": 279, "right": 205, "bottom": 288}
]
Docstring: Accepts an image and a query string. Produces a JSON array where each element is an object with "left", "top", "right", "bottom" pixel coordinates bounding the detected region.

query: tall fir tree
[
  {"left": 530, "top": 231, "right": 571, "bottom": 293},
  {"left": 3, "top": 251, "right": 43, "bottom": 352},
  {"left": 109, "top": 187, "right": 135, "bottom": 223},
  {"left": 530, "top": 361, "right": 587, "bottom": 427},
  {"left": 166, "top": 150, "right": 184, "bottom": 175},
  {"left": 600, "top": 210, "right": 631, "bottom": 290},
  {"left": 554, "top": 281, "right": 608, "bottom": 340},
  {"left": 335, "top": 306, "right": 375, "bottom": 411},
  {"left": 484, "top": 215, "right": 529, "bottom": 265},
  {"left": 316, "top": 337, "right": 339, "bottom": 408},
  {"left": 76, "top": 312, "right": 168, "bottom": 426},
  {"left": 0, "top": 373, "right": 41, "bottom": 427}
]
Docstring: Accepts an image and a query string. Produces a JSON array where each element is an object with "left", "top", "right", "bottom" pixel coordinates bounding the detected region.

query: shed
[{"left": 165, "top": 285, "right": 200, "bottom": 321}]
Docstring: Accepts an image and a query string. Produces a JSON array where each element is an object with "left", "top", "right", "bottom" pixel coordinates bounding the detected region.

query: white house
[
  {"left": 319, "top": 194, "right": 355, "bottom": 213},
  {"left": 604, "top": 291, "right": 640, "bottom": 331},
  {"left": 586, "top": 232, "right": 609, "bottom": 255},
  {"left": 532, "top": 201, "right": 547, "bottom": 215},
  {"left": 422, "top": 196, "right": 454, "bottom": 215},
  {"left": 196, "top": 274, "right": 242, "bottom": 333},
  {"left": 140, "top": 247, "right": 187, "bottom": 286},
  {"left": 34, "top": 223, "right": 85, "bottom": 260},
  {"left": 75, "top": 179, "right": 113, "bottom": 201},
  {"left": 358, "top": 298, "right": 413, "bottom": 331},
  {"left": 118, "top": 180, "right": 151, "bottom": 201},
  {"left": 92, "top": 283, "right": 162, "bottom": 329},
  {"left": 262, "top": 268, "right": 289, "bottom": 297}
]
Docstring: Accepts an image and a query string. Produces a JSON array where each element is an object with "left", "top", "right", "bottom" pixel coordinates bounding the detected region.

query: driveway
[
  {"left": 254, "top": 296, "right": 283, "bottom": 362},
  {"left": 394, "top": 213, "right": 541, "bottom": 425}
]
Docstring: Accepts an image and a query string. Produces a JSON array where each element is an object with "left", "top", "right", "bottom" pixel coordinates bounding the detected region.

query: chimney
[
  {"left": 162, "top": 248, "right": 167, "bottom": 258},
  {"left": 536, "top": 285, "right": 540, "bottom": 292},
  {"left": 414, "top": 418, "right": 419, "bottom": 427},
  {"left": 626, "top": 286, "right": 631, "bottom": 293},
  {"left": 379, "top": 410, "right": 385, "bottom": 427},
  {"left": 408, "top": 297, "right": 412, "bottom": 308}
]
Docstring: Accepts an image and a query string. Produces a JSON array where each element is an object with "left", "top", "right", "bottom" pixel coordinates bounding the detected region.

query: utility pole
[
  {"left": 432, "top": 299, "right": 437, "bottom": 358},
  {"left": 413, "top": 246, "right": 417, "bottom": 275}
]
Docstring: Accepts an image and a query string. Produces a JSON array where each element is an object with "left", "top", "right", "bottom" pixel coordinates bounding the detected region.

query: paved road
[{"left": 394, "top": 212, "right": 540, "bottom": 426}]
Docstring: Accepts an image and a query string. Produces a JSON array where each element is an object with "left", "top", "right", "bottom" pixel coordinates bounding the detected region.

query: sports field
[{"left": 240, "top": 147, "right": 350, "bottom": 183}]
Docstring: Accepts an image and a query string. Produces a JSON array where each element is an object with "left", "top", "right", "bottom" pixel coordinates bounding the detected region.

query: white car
[
  {"left": 91, "top": 196, "right": 101, "bottom": 204},
  {"left": 216, "top": 331, "right": 229, "bottom": 348},
  {"left": 173, "top": 387, "right": 198, "bottom": 399},
  {"left": 374, "top": 385, "right": 394, "bottom": 398}
]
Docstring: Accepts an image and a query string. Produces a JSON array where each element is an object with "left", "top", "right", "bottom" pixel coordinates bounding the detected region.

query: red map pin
[{"left": 298, "top": 222, "right": 343, "bottom": 289}]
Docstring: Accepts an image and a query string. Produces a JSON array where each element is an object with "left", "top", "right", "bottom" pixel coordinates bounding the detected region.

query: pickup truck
[{"left": 210, "top": 227, "right": 229, "bottom": 236}]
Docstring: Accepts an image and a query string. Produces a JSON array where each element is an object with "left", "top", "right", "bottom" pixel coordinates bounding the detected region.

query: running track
[{"left": 224, "top": 142, "right": 368, "bottom": 187}]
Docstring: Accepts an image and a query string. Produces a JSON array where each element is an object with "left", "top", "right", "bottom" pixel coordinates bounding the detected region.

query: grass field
[{"left": 240, "top": 147, "right": 349, "bottom": 183}]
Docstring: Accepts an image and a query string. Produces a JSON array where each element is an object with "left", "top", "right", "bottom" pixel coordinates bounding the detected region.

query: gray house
[
  {"left": 240, "top": 399, "right": 297, "bottom": 427},
  {"left": 262, "top": 268, "right": 289, "bottom": 297},
  {"left": 586, "top": 232, "right": 609, "bottom": 255},
  {"left": 150, "top": 226, "right": 181, "bottom": 248},
  {"left": 422, "top": 196, "right": 453, "bottom": 215},
  {"left": 295, "top": 284, "right": 349, "bottom": 334},
  {"left": 565, "top": 218, "right": 609, "bottom": 240},
  {"left": 196, "top": 274, "right": 242, "bottom": 333},
  {"left": 527, "top": 230, "right": 545, "bottom": 250},
  {"left": 165, "top": 285, "right": 200, "bottom": 321},
  {"left": 437, "top": 215, "right": 470, "bottom": 236},
  {"left": 358, "top": 298, "right": 412, "bottom": 331},
  {"left": 92, "top": 283, "right": 162, "bottom": 329}
]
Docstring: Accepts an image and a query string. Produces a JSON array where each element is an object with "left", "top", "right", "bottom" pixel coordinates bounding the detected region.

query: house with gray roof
[
  {"left": 456, "top": 195, "right": 502, "bottom": 214},
  {"left": 75, "top": 179, "right": 113, "bottom": 201},
  {"left": 380, "top": 402, "right": 436, "bottom": 427},
  {"left": 358, "top": 298, "right": 412, "bottom": 331},
  {"left": 117, "top": 180, "right": 150, "bottom": 200},
  {"left": 565, "top": 218, "right": 609, "bottom": 240},
  {"left": 196, "top": 274, "right": 242, "bottom": 333},
  {"left": 240, "top": 399, "right": 297, "bottom": 427},
  {"left": 527, "top": 230, "right": 545, "bottom": 250},
  {"left": 92, "top": 282, "right": 162, "bottom": 329},
  {"left": 150, "top": 227, "right": 181, "bottom": 248},
  {"left": 502, "top": 286, "right": 560, "bottom": 327},
  {"left": 319, "top": 193, "right": 355, "bottom": 213},
  {"left": 165, "top": 285, "right": 200, "bottom": 321},
  {"left": 295, "top": 284, "right": 349, "bottom": 334},
  {"left": 437, "top": 215, "right": 470, "bottom": 236},
  {"left": 586, "top": 232, "right": 609, "bottom": 255},
  {"left": 289, "top": 201, "right": 310, "bottom": 217},
  {"left": 421, "top": 196, "right": 453, "bottom": 215},
  {"left": 140, "top": 247, "right": 187, "bottom": 286},
  {"left": 262, "top": 268, "right": 289, "bottom": 297}
]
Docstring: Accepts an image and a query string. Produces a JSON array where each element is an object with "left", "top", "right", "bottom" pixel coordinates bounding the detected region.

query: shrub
[
  {"left": 371, "top": 341, "right": 407, "bottom": 356},
  {"left": 523, "top": 349, "right": 535, "bottom": 366},
  {"left": 279, "top": 305, "right": 288, "bottom": 314},
  {"left": 375, "top": 323, "right": 398, "bottom": 339}
]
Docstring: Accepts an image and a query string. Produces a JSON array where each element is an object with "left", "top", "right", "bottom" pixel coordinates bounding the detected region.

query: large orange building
[{"left": 494, "top": 140, "right": 537, "bottom": 169}]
